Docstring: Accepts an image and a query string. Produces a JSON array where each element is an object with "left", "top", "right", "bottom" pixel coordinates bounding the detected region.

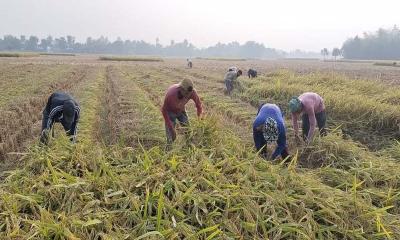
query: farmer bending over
[
  {"left": 161, "top": 78, "right": 202, "bottom": 144},
  {"left": 247, "top": 68, "right": 257, "bottom": 78},
  {"left": 253, "top": 103, "right": 289, "bottom": 159},
  {"left": 224, "top": 68, "right": 242, "bottom": 95},
  {"left": 289, "top": 92, "right": 327, "bottom": 143},
  {"left": 40, "top": 91, "right": 80, "bottom": 145}
]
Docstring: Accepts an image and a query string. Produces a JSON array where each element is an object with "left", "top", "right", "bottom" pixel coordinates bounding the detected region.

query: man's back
[{"left": 224, "top": 71, "right": 237, "bottom": 82}]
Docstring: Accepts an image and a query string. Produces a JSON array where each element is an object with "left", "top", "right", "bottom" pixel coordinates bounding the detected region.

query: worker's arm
[
  {"left": 306, "top": 107, "right": 317, "bottom": 141},
  {"left": 253, "top": 128, "right": 266, "bottom": 154},
  {"left": 40, "top": 109, "right": 52, "bottom": 144},
  {"left": 291, "top": 113, "right": 299, "bottom": 137},
  {"left": 41, "top": 109, "right": 50, "bottom": 132},
  {"left": 68, "top": 107, "right": 80, "bottom": 143},
  {"left": 41, "top": 94, "right": 54, "bottom": 131},
  {"left": 161, "top": 106, "right": 174, "bottom": 132},
  {"left": 191, "top": 90, "right": 203, "bottom": 117},
  {"left": 40, "top": 97, "right": 57, "bottom": 144},
  {"left": 257, "top": 104, "right": 264, "bottom": 114},
  {"left": 272, "top": 123, "right": 287, "bottom": 159}
]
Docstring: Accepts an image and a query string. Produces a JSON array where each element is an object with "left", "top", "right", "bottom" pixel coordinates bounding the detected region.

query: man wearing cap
[
  {"left": 289, "top": 92, "right": 327, "bottom": 142},
  {"left": 224, "top": 68, "right": 242, "bottom": 95},
  {"left": 40, "top": 91, "right": 80, "bottom": 145},
  {"left": 253, "top": 103, "right": 289, "bottom": 160},
  {"left": 161, "top": 78, "right": 203, "bottom": 144}
]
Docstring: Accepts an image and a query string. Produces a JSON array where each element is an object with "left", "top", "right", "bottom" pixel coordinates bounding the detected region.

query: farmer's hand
[{"left": 40, "top": 129, "right": 50, "bottom": 145}]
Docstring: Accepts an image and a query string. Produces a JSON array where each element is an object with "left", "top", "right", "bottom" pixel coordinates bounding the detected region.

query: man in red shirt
[{"left": 161, "top": 78, "right": 203, "bottom": 144}]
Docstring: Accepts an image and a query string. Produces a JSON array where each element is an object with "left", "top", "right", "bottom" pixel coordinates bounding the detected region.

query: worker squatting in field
[
  {"left": 253, "top": 103, "right": 289, "bottom": 160},
  {"left": 40, "top": 91, "right": 80, "bottom": 145}
]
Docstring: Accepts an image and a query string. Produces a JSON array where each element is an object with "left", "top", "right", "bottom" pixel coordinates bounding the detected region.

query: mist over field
[{"left": 1, "top": 0, "right": 400, "bottom": 59}]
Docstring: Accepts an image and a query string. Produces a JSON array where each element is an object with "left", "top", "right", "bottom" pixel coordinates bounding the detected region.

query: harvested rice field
[{"left": 0, "top": 55, "right": 400, "bottom": 239}]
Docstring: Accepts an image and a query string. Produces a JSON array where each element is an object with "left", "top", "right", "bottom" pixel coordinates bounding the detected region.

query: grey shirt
[{"left": 224, "top": 71, "right": 238, "bottom": 82}]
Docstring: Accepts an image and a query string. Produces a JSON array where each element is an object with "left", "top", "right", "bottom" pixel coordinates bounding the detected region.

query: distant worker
[
  {"left": 40, "top": 91, "right": 80, "bottom": 145},
  {"left": 224, "top": 67, "right": 242, "bottom": 95},
  {"left": 161, "top": 78, "right": 202, "bottom": 144},
  {"left": 247, "top": 68, "right": 257, "bottom": 78},
  {"left": 289, "top": 92, "right": 327, "bottom": 143},
  {"left": 253, "top": 103, "right": 289, "bottom": 160},
  {"left": 187, "top": 58, "right": 193, "bottom": 68}
]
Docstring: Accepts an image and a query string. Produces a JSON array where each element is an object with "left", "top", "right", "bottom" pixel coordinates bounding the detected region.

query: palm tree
[
  {"left": 332, "top": 48, "right": 342, "bottom": 61},
  {"left": 320, "top": 48, "right": 329, "bottom": 60}
]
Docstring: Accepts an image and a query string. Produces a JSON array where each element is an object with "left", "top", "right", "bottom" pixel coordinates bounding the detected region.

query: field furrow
[{"left": 98, "top": 65, "right": 165, "bottom": 147}]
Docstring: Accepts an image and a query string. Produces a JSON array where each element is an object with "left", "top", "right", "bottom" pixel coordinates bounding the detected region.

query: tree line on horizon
[
  {"left": 341, "top": 26, "right": 400, "bottom": 60},
  {"left": 0, "top": 35, "right": 284, "bottom": 59},
  {"left": 2, "top": 25, "right": 399, "bottom": 60}
]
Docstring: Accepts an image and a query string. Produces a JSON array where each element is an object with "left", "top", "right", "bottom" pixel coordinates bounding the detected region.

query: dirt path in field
[
  {"left": 98, "top": 66, "right": 121, "bottom": 144},
  {"left": 98, "top": 65, "right": 165, "bottom": 147},
  {"left": 0, "top": 66, "right": 93, "bottom": 169}
]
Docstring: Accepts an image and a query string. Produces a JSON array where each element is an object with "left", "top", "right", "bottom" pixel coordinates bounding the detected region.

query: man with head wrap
[
  {"left": 253, "top": 103, "right": 289, "bottom": 160},
  {"left": 289, "top": 92, "right": 326, "bottom": 143},
  {"left": 40, "top": 92, "right": 80, "bottom": 145}
]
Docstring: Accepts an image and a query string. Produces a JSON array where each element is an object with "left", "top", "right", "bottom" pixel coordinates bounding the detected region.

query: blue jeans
[{"left": 165, "top": 111, "right": 189, "bottom": 143}]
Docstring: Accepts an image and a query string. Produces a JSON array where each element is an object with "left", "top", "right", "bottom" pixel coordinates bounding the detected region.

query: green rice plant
[{"left": 382, "top": 141, "right": 400, "bottom": 161}]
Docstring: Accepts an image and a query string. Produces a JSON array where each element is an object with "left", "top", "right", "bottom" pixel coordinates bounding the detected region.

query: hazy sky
[{"left": 1, "top": 0, "right": 399, "bottom": 51}]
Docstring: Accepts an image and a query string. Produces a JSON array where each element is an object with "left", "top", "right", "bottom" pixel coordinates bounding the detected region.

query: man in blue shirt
[{"left": 253, "top": 103, "right": 289, "bottom": 160}]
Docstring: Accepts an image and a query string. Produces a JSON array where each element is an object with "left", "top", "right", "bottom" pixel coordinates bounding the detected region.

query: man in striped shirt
[{"left": 40, "top": 92, "right": 80, "bottom": 145}]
